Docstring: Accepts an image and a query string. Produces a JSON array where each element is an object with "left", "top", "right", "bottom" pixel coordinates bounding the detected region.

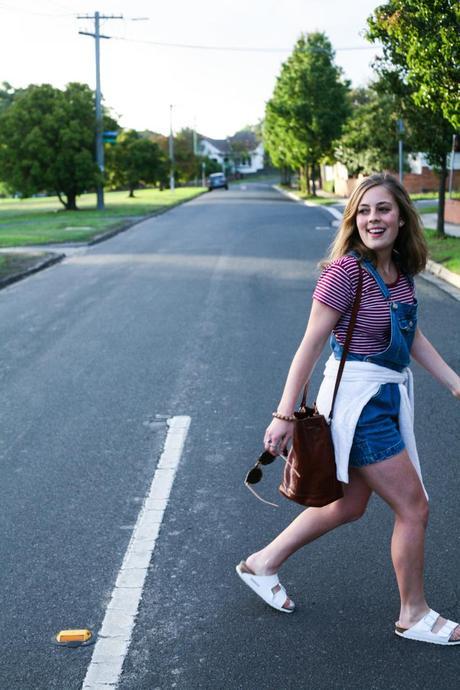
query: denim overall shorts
[{"left": 330, "top": 257, "right": 418, "bottom": 467}]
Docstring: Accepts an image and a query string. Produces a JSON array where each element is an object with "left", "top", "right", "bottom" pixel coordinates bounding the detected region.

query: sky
[{"left": 0, "top": 0, "right": 384, "bottom": 139}]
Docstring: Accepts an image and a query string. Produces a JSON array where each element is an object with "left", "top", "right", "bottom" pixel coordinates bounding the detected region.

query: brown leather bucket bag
[{"left": 279, "top": 261, "right": 363, "bottom": 507}]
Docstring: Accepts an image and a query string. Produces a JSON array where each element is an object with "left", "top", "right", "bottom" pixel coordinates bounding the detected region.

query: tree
[
  {"left": 171, "top": 128, "right": 219, "bottom": 184},
  {"left": 0, "top": 82, "right": 105, "bottom": 209},
  {"left": 367, "top": 0, "right": 460, "bottom": 129},
  {"left": 401, "top": 99, "right": 455, "bottom": 236},
  {"left": 105, "top": 129, "right": 167, "bottom": 196},
  {"left": 0, "top": 81, "right": 22, "bottom": 114},
  {"left": 264, "top": 32, "right": 350, "bottom": 194},
  {"left": 336, "top": 85, "right": 401, "bottom": 176},
  {"left": 367, "top": 2, "right": 458, "bottom": 234}
]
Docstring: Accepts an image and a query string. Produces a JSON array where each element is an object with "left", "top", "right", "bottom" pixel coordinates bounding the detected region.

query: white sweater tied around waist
[{"left": 315, "top": 355, "right": 427, "bottom": 498}]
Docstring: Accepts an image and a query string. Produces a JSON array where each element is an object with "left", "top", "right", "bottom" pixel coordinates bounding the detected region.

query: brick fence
[
  {"left": 334, "top": 167, "right": 460, "bottom": 196},
  {"left": 445, "top": 199, "right": 460, "bottom": 223}
]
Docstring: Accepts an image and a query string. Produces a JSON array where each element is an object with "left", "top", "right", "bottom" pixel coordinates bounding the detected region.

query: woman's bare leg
[
  {"left": 245, "top": 469, "right": 371, "bottom": 576},
  {"left": 356, "top": 449, "right": 460, "bottom": 640}
]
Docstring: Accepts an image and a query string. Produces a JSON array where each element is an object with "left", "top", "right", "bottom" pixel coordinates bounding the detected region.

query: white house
[{"left": 198, "top": 131, "right": 264, "bottom": 175}]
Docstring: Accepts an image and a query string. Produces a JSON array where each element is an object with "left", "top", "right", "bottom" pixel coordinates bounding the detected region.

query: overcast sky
[{"left": 0, "top": 0, "right": 383, "bottom": 138}]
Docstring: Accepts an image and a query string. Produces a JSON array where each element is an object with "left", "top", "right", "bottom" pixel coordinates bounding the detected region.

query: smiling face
[{"left": 355, "top": 185, "right": 402, "bottom": 255}]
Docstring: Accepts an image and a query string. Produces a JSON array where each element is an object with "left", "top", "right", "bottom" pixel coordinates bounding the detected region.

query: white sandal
[
  {"left": 395, "top": 609, "right": 460, "bottom": 645},
  {"left": 235, "top": 561, "right": 295, "bottom": 613}
]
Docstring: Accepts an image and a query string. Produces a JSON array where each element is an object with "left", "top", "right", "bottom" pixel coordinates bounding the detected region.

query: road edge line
[{"left": 81, "top": 415, "right": 191, "bottom": 689}]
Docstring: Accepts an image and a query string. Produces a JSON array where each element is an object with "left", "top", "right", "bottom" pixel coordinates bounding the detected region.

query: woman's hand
[{"left": 264, "top": 418, "right": 294, "bottom": 456}]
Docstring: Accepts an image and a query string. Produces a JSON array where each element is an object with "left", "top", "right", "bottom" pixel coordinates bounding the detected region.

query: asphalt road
[{"left": 0, "top": 184, "right": 459, "bottom": 689}]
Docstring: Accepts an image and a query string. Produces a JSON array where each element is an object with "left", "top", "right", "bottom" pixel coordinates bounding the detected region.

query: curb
[
  {"left": 0, "top": 190, "right": 207, "bottom": 290},
  {"left": 86, "top": 191, "right": 207, "bottom": 246},
  {"left": 273, "top": 185, "right": 460, "bottom": 296},
  {"left": 425, "top": 260, "right": 460, "bottom": 290},
  {"left": 0, "top": 252, "right": 65, "bottom": 290}
]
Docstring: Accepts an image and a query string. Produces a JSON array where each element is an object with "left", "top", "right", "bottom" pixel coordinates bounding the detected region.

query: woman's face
[{"left": 355, "top": 185, "right": 401, "bottom": 254}]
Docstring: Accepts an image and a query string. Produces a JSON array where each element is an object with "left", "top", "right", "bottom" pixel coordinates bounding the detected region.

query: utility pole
[
  {"left": 448, "top": 134, "right": 460, "bottom": 199},
  {"left": 78, "top": 11, "right": 123, "bottom": 210},
  {"left": 396, "top": 118, "right": 404, "bottom": 184},
  {"left": 169, "top": 105, "right": 175, "bottom": 191},
  {"left": 193, "top": 117, "right": 198, "bottom": 186}
]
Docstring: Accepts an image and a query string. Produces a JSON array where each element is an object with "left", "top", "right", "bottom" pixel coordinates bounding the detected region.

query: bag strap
[{"left": 300, "top": 260, "right": 363, "bottom": 420}]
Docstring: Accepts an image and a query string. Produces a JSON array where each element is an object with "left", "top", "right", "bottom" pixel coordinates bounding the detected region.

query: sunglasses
[{"left": 244, "top": 449, "right": 299, "bottom": 508}]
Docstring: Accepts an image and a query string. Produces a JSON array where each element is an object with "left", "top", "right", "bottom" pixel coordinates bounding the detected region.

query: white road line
[
  {"left": 273, "top": 184, "right": 344, "bottom": 220},
  {"left": 81, "top": 415, "right": 191, "bottom": 689}
]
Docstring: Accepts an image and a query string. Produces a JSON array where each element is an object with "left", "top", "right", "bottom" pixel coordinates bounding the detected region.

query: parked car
[{"left": 207, "top": 172, "right": 228, "bottom": 191}]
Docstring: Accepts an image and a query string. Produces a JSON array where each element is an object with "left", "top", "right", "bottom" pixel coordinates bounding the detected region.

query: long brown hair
[{"left": 323, "top": 174, "right": 428, "bottom": 275}]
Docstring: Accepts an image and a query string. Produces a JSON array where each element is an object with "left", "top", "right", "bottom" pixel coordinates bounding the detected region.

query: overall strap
[
  {"left": 300, "top": 261, "right": 364, "bottom": 419},
  {"left": 361, "top": 259, "right": 391, "bottom": 299}
]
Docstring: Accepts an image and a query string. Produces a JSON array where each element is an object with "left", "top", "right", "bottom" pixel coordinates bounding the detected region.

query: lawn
[
  {"left": 298, "top": 194, "right": 342, "bottom": 206},
  {"left": 424, "top": 229, "right": 460, "bottom": 274},
  {"left": 278, "top": 186, "right": 343, "bottom": 206},
  {"left": 0, "top": 187, "right": 206, "bottom": 247},
  {"left": 417, "top": 204, "right": 439, "bottom": 214},
  {"left": 411, "top": 191, "right": 460, "bottom": 201},
  {"left": 0, "top": 251, "right": 55, "bottom": 282}
]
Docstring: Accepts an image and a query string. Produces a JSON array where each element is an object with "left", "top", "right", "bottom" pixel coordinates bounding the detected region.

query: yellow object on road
[{"left": 55, "top": 629, "right": 92, "bottom": 644}]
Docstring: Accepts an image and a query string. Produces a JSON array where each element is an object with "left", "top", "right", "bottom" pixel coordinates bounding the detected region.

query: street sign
[{"left": 103, "top": 130, "right": 118, "bottom": 144}]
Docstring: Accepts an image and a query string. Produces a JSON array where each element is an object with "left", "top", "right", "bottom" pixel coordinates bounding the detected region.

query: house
[
  {"left": 198, "top": 131, "right": 264, "bottom": 175},
  {"left": 322, "top": 152, "right": 460, "bottom": 197}
]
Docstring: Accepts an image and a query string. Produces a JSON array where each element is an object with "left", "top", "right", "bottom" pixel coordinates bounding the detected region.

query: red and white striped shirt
[{"left": 313, "top": 255, "right": 415, "bottom": 355}]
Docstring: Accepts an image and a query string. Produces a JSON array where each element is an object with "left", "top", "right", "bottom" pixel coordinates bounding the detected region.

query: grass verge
[
  {"left": 298, "top": 194, "right": 343, "bottom": 206},
  {"left": 411, "top": 191, "right": 460, "bottom": 201},
  {"left": 281, "top": 188, "right": 343, "bottom": 206},
  {"left": 418, "top": 204, "right": 438, "bottom": 214},
  {"left": 0, "top": 187, "right": 205, "bottom": 247},
  {"left": 424, "top": 229, "right": 460, "bottom": 274},
  {"left": 0, "top": 252, "right": 56, "bottom": 282}
]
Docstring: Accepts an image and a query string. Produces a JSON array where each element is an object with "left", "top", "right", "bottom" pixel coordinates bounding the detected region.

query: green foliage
[
  {"left": 0, "top": 188, "right": 206, "bottom": 247},
  {"left": 173, "top": 128, "right": 221, "bottom": 183},
  {"left": 0, "top": 81, "right": 21, "bottom": 114},
  {"left": 367, "top": 0, "right": 460, "bottom": 129},
  {"left": 0, "top": 82, "right": 103, "bottom": 209},
  {"left": 264, "top": 32, "right": 350, "bottom": 193},
  {"left": 336, "top": 85, "right": 401, "bottom": 176},
  {"left": 173, "top": 128, "right": 199, "bottom": 182},
  {"left": 105, "top": 129, "right": 168, "bottom": 195},
  {"left": 366, "top": 2, "right": 457, "bottom": 234}
]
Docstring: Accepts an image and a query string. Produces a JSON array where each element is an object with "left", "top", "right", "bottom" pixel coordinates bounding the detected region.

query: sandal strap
[
  {"left": 411, "top": 609, "right": 439, "bottom": 633},
  {"left": 247, "top": 573, "right": 280, "bottom": 589},
  {"left": 270, "top": 583, "right": 288, "bottom": 608},
  {"left": 407, "top": 610, "right": 459, "bottom": 641},
  {"left": 438, "top": 620, "right": 458, "bottom": 640}
]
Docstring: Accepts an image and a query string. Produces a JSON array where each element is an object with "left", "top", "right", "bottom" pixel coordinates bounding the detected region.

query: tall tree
[
  {"left": 367, "top": 2, "right": 458, "bottom": 234},
  {"left": 0, "top": 81, "right": 23, "bottom": 113},
  {"left": 105, "top": 130, "right": 167, "bottom": 196},
  {"left": 0, "top": 82, "right": 110, "bottom": 210},
  {"left": 171, "top": 128, "right": 221, "bottom": 184},
  {"left": 367, "top": 0, "right": 460, "bottom": 129},
  {"left": 264, "top": 32, "right": 350, "bottom": 194},
  {"left": 336, "top": 85, "right": 401, "bottom": 176}
]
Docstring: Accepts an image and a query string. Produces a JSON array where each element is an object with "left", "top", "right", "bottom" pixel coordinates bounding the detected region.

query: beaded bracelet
[{"left": 272, "top": 411, "right": 296, "bottom": 422}]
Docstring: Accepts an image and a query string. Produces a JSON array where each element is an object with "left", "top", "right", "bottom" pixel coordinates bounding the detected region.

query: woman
[{"left": 236, "top": 173, "right": 460, "bottom": 645}]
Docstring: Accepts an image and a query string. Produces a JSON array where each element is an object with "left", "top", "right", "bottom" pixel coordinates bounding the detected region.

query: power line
[{"left": 108, "top": 35, "right": 379, "bottom": 54}]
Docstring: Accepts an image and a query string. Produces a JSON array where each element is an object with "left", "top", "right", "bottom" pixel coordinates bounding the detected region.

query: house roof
[
  {"left": 230, "top": 131, "right": 258, "bottom": 149},
  {"left": 199, "top": 130, "right": 260, "bottom": 153},
  {"left": 199, "top": 136, "right": 231, "bottom": 153}
]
